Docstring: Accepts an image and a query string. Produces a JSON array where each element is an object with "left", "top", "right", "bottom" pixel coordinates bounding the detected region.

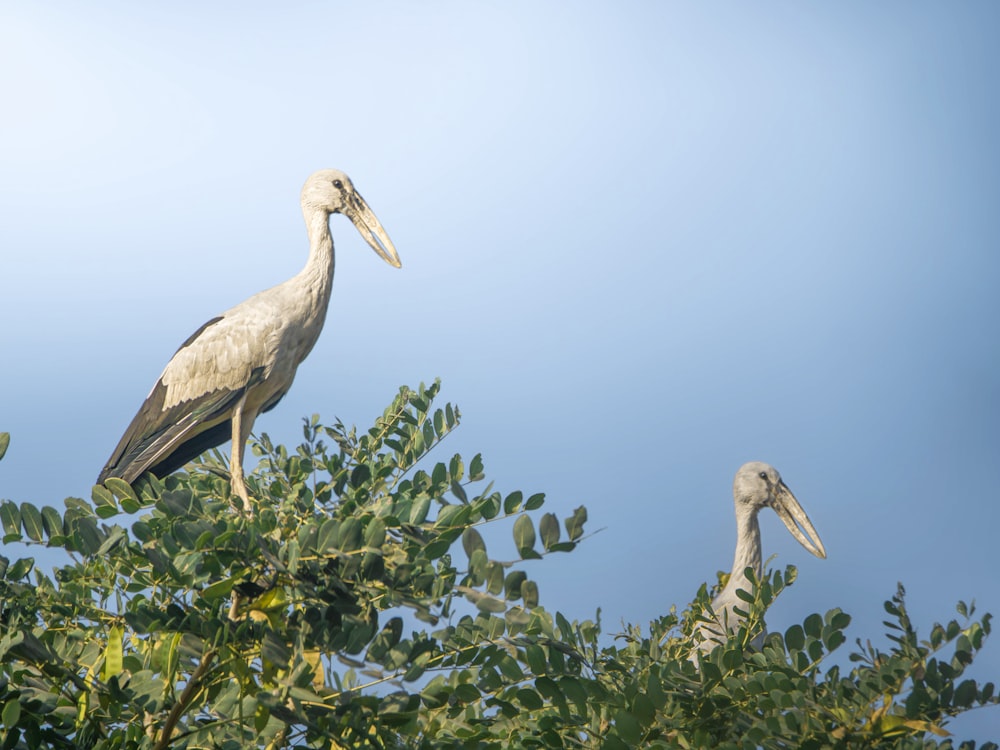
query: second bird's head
[
  {"left": 733, "top": 461, "right": 827, "bottom": 559},
  {"left": 302, "top": 168, "right": 402, "bottom": 268}
]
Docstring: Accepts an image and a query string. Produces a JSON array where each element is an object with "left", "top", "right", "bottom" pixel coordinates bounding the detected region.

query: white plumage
[
  {"left": 692, "top": 462, "right": 826, "bottom": 657},
  {"left": 99, "top": 169, "right": 400, "bottom": 512}
]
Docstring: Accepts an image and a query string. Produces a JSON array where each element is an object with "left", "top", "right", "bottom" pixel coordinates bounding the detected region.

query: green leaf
[
  {"left": 102, "top": 625, "right": 124, "bottom": 681},
  {"left": 91, "top": 483, "right": 117, "bottom": 511},
  {"left": 513, "top": 514, "right": 536, "bottom": 557},
  {"left": 469, "top": 453, "right": 484, "bottom": 480},
  {"left": 452, "top": 683, "right": 480, "bottom": 703},
  {"left": 560, "top": 676, "right": 587, "bottom": 707},
  {"left": 503, "top": 491, "right": 523, "bottom": 514},
  {"left": 614, "top": 710, "right": 643, "bottom": 745},
  {"left": 338, "top": 517, "right": 363, "bottom": 551},
  {"left": 449, "top": 454, "right": 464, "bottom": 482},
  {"left": 104, "top": 477, "right": 138, "bottom": 504},
  {"left": 316, "top": 518, "right": 339, "bottom": 553},
  {"left": 39, "top": 506, "right": 63, "bottom": 539},
  {"left": 524, "top": 493, "right": 545, "bottom": 511},
  {"left": 804, "top": 613, "right": 823, "bottom": 639},
  {"left": 485, "top": 561, "right": 505, "bottom": 595},
  {"left": 262, "top": 630, "right": 291, "bottom": 670},
  {"left": 464, "top": 589, "right": 507, "bottom": 613},
  {"left": 7, "top": 557, "right": 34, "bottom": 580},
  {"left": 19, "top": 503, "right": 44, "bottom": 543},
  {"left": 364, "top": 518, "right": 386, "bottom": 548},
  {"left": 410, "top": 496, "right": 431, "bottom": 524},
  {"left": 0, "top": 501, "right": 21, "bottom": 537},
  {"left": 498, "top": 655, "right": 524, "bottom": 681},
  {"left": 516, "top": 687, "right": 544, "bottom": 710},
  {"left": 2, "top": 699, "right": 20, "bottom": 729},
  {"left": 785, "top": 624, "right": 805, "bottom": 651},
  {"left": 201, "top": 576, "right": 237, "bottom": 603},
  {"left": 505, "top": 571, "right": 527, "bottom": 600},
  {"left": 524, "top": 644, "right": 546, "bottom": 675},
  {"left": 565, "top": 505, "right": 587, "bottom": 541},
  {"left": 954, "top": 679, "right": 978, "bottom": 707},
  {"left": 522, "top": 580, "right": 539, "bottom": 609},
  {"left": 0, "top": 432, "right": 9, "bottom": 462},
  {"left": 462, "top": 527, "right": 486, "bottom": 557},
  {"left": 539, "top": 513, "right": 560, "bottom": 550},
  {"left": 350, "top": 464, "right": 371, "bottom": 489}
]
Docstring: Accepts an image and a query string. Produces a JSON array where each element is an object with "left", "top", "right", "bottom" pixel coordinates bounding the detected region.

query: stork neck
[
  {"left": 300, "top": 206, "right": 336, "bottom": 296},
  {"left": 726, "top": 508, "right": 762, "bottom": 595}
]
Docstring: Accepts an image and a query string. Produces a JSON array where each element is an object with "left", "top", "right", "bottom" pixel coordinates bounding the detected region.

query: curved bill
[
  {"left": 771, "top": 481, "right": 827, "bottom": 559},
  {"left": 345, "top": 190, "right": 402, "bottom": 268}
]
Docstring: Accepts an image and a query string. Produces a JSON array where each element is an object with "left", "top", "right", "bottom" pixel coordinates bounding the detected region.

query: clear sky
[{"left": 2, "top": 1, "right": 998, "bottom": 740}]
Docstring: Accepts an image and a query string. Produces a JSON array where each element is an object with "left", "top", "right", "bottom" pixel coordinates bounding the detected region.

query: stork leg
[{"left": 229, "top": 394, "right": 256, "bottom": 515}]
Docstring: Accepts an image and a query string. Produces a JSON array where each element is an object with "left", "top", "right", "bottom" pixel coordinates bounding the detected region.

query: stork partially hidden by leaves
[
  {"left": 692, "top": 462, "right": 826, "bottom": 656},
  {"left": 97, "top": 169, "right": 400, "bottom": 513}
]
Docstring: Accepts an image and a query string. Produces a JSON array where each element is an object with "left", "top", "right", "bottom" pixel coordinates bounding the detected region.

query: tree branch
[{"left": 153, "top": 648, "right": 218, "bottom": 750}]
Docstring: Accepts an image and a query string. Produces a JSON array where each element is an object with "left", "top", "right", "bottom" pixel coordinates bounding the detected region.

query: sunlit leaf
[
  {"left": 503, "top": 491, "right": 523, "bottom": 514},
  {"left": 102, "top": 624, "right": 124, "bottom": 681}
]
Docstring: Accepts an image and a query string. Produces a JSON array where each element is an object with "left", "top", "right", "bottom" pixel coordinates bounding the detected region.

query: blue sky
[{"left": 2, "top": 1, "right": 998, "bottom": 739}]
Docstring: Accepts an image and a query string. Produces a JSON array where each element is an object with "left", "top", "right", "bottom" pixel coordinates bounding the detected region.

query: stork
[
  {"left": 97, "top": 169, "right": 400, "bottom": 513},
  {"left": 692, "top": 462, "right": 826, "bottom": 656}
]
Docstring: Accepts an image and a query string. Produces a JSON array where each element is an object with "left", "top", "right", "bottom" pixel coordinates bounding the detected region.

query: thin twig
[{"left": 153, "top": 648, "right": 218, "bottom": 750}]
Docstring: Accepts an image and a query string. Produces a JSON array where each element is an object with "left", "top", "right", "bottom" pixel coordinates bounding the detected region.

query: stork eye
[
  {"left": 759, "top": 471, "right": 768, "bottom": 480},
  {"left": 333, "top": 179, "right": 343, "bottom": 189}
]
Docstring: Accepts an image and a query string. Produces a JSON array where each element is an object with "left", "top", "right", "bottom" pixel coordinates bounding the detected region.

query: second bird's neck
[{"left": 725, "top": 509, "right": 762, "bottom": 597}]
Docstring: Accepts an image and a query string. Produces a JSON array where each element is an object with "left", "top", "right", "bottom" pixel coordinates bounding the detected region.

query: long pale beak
[
  {"left": 771, "top": 481, "right": 827, "bottom": 559},
  {"left": 344, "top": 191, "right": 402, "bottom": 268}
]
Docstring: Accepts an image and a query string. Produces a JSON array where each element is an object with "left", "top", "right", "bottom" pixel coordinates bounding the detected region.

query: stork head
[
  {"left": 734, "top": 462, "right": 826, "bottom": 559},
  {"left": 301, "top": 169, "right": 401, "bottom": 268}
]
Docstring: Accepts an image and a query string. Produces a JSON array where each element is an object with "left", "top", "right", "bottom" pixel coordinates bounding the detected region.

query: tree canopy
[{"left": 0, "top": 382, "right": 997, "bottom": 748}]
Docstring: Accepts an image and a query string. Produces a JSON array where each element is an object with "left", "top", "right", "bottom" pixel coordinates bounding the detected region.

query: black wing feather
[
  {"left": 97, "top": 315, "right": 267, "bottom": 485},
  {"left": 97, "top": 379, "right": 248, "bottom": 483}
]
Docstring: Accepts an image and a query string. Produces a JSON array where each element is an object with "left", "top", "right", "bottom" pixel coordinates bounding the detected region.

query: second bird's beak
[
  {"left": 345, "top": 191, "right": 402, "bottom": 268},
  {"left": 771, "top": 481, "right": 827, "bottom": 559}
]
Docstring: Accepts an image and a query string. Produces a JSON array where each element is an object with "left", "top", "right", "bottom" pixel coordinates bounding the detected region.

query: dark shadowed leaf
[
  {"left": 0, "top": 500, "right": 21, "bottom": 537},
  {"left": 469, "top": 453, "right": 484, "bottom": 480},
  {"left": 7, "top": 556, "right": 34, "bottom": 580},
  {"left": 524, "top": 493, "right": 545, "bottom": 511},
  {"left": 42, "top": 505, "right": 62, "bottom": 538},
  {"left": 19, "top": 503, "right": 44, "bottom": 542}
]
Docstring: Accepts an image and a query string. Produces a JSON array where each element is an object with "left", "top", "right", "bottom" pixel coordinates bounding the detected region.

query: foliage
[{"left": 0, "top": 384, "right": 997, "bottom": 749}]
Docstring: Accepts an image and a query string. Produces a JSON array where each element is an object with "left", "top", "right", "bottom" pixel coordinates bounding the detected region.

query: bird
[
  {"left": 691, "top": 462, "right": 826, "bottom": 657},
  {"left": 97, "top": 169, "right": 400, "bottom": 513}
]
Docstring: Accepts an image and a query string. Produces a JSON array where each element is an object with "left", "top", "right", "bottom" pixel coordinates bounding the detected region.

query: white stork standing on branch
[
  {"left": 98, "top": 169, "right": 400, "bottom": 513},
  {"left": 692, "top": 462, "right": 826, "bottom": 657}
]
